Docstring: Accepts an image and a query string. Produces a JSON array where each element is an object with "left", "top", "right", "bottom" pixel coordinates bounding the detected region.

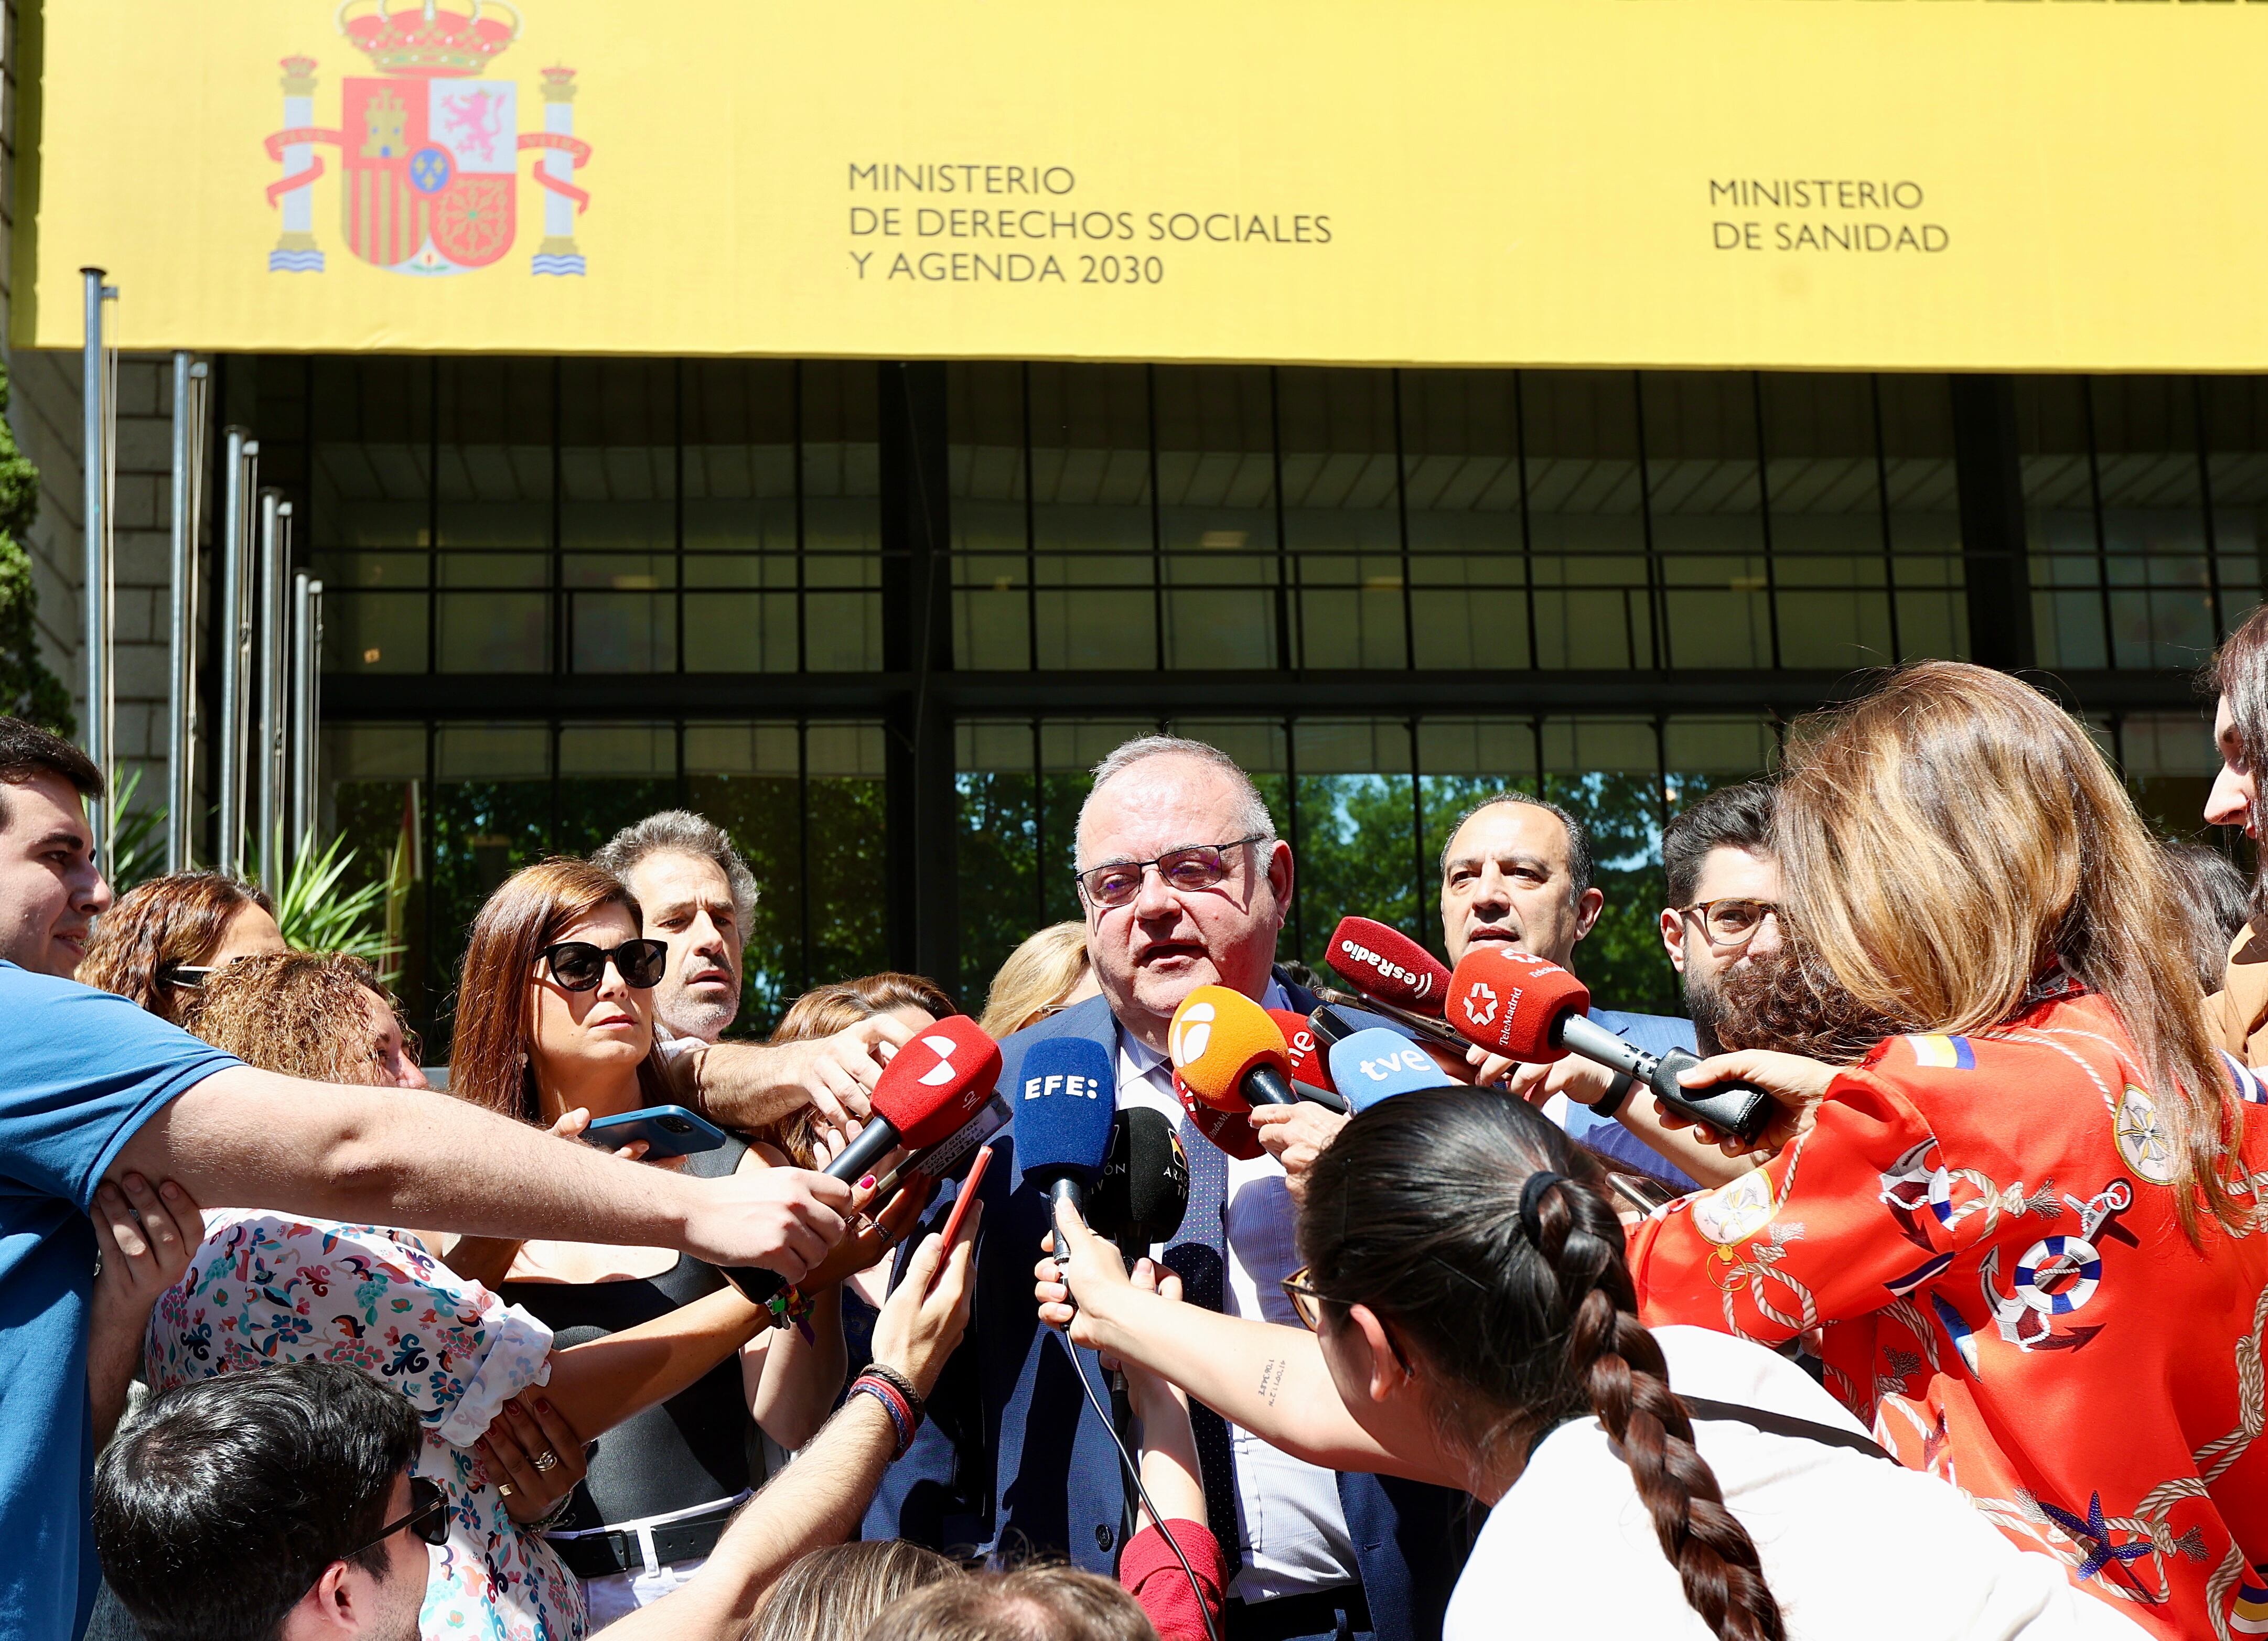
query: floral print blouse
[{"left": 145, "top": 1211, "right": 587, "bottom": 1641}]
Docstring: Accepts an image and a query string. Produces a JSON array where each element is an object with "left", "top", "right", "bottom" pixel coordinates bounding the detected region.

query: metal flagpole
[
  {"left": 216, "top": 430, "right": 255, "bottom": 877},
  {"left": 79, "top": 269, "right": 116, "bottom": 864},
  {"left": 256, "top": 491, "right": 285, "bottom": 880},
  {"left": 167, "top": 355, "right": 209, "bottom": 872},
  {"left": 290, "top": 570, "right": 323, "bottom": 856}
]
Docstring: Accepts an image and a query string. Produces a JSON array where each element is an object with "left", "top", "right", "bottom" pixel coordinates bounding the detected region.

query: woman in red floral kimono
[{"left": 1627, "top": 662, "right": 2268, "bottom": 1641}]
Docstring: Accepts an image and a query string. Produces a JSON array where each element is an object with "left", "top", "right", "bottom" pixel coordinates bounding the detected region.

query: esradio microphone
[
  {"left": 1327, "top": 1027, "right": 1458, "bottom": 1114},
  {"left": 1169, "top": 985, "right": 1297, "bottom": 1108},
  {"left": 718, "top": 1015, "right": 1003, "bottom": 1306},
  {"left": 1015, "top": 1038, "right": 1119, "bottom": 1244},
  {"left": 1445, "top": 946, "right": 1771, "bottom": 1144},
  {"left": 1326, "top": 916, "right": 1452, "bottom": 1017}
]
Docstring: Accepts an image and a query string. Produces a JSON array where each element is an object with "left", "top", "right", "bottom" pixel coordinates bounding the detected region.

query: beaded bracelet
[{"left": 850, "top": 1374, "right": 918, "bottom": 1456}]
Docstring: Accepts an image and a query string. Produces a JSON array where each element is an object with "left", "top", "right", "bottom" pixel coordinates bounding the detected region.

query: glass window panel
[
  {"left": 1540, "top": 718, "right": 1673, "bottom": 1014},
  {"left": 1876, "top": 374, "right": 1966, "bottom": 660},
  {"left": 686, "top": 721, "right": 804, "bottom": 1028},
  {"left": 1030, "top": 364, "right": 1157, "bottom": 668},
  {"left": 428, "top": 723, "right": 552, "bottom": 1053},
  {"left": 2202, "top": 378, "right": 2268, "bottom": 632},
  {"left": 313, "top": 357, "right": 433, "bottom": 673},
  {"left": 1759, "top": 375, "right": 1895, "bottom": 671},
  {"left": 561, "top": 360, "right": 676, "bottom": 674},
  {"left": 1402, "top": 370, "right": 1529, "bottom": 671},
  {"left": 1289, "top": 720, "right": 1420, "bottom": 967},
  {"left": 1156, "top": 368, "right": 1279, "bottom": 669},
  {"left": 1278, "top": 369, "right": 1406, "bottom": 669},
  {"left": 685, "top": 361, "right": 799, "bottom": 672},
  {"left": 956, "top": 720, "right": 1040, "bottom": 1003},
  {"left": 1643, "top": 372, "right": 1771, "bottom": 670},
  {"left": 804, "top": 723, "right": 890, "bottom": 990},
  {"left": 949, "top": 363, "right": 1033, "bottom": 670},
  {"left": 1522, "top": 373, "right": 1652, "bottom": 669},
  {"left": 2095, "top": 377, "right": 2219, "bottom": 670},
  {"left": 2119, "top": 708, "right": 2221, "bottom": 844},
  {"left": 435, "top": 359, "right": 553, "bottom": 672},
  {"left": 803, "top": 363, "right": 884, "bottom": 672}
]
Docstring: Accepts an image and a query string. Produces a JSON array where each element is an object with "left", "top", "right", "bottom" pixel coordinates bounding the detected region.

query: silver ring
[{"left": 532, "top": 1450, "right": 560, "bottom": 1473}]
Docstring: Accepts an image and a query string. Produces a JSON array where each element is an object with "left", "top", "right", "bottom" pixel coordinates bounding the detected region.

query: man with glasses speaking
[{"left": 866, "top": 736, "right": 1470, "bottom": 1641}]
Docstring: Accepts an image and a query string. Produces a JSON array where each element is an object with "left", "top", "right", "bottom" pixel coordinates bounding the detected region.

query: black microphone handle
[
  {"left": 1556, "top": 1013, "right": 1770, "bottom": 1145},
  {"left": 1291, "top": 1078, "right": 1349, "bottom": 1115},
  {"left": 717, "top": 1114, "right": 905, "bottom": 1307},
  {"left": 1241, "top": 1064, "right": 1299, "bottom": 1106}
]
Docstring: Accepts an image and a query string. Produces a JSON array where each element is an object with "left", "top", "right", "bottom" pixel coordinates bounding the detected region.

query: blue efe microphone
[
  {"left": 1016, "top": 1037, "right": 1119, "bottom": 1244},
  {"left": 1328, "top": 1027, "right": 1458, "bottom": 1114}
]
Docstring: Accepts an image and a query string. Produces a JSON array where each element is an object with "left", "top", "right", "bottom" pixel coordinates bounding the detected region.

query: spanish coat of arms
[{"left": 264, "top": 0, "right": 592, "bottom": 276}]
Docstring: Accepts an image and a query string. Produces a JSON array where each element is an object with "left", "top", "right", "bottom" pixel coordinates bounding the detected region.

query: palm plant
[{"left": 258, "top": 831, "right": 400, "bottom": 982}]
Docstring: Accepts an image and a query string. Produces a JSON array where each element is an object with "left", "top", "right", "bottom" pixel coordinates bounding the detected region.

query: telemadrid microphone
[
  {"left": 1088, "top": 1106, "right": 1190, "bottom": 1256},
  {"left": 1015, "top": 1037, "right": 1119, "bottom": 1248},
  {"left": 718, "top": 1015, "right": 1003, "bottom": 1305},
  {"left": 1269, "top": 1008, "right": 1349, "bottom": 1114},
  {"left": 1327, "top": 1027, "right": 1459, "bottom": 1113},
  {"left": 1169, "top": 985, "right": 1298, "bottom": 1109},
  {"left": 1445, "top": 946, "right": 1771, "bottom": 1143},
  {"left": 1326, "top": 916, "right": 1452, "bottom": 1016}
]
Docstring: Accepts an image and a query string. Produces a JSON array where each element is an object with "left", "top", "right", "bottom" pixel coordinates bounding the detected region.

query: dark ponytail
[{"left": 1298, "top": 1091, "right": 1783, "bottom": 1641}]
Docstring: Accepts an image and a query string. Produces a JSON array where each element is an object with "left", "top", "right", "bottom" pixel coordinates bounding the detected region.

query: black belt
[
  {"left": 546, "top": 1503, "right": 737, "bottom": 1580},
  {"left": 1224, "top": 1582, "right": 1371, "bottom": 1641}
]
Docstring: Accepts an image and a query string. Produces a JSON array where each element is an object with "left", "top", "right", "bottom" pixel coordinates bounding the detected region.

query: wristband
[
  {"left": 860, "top": 1361, "right": 925, "bottom": 1426},
  {"left": 850, "top": 1375, "right": 918, "bottom": 1456},
  {"left": 1589, "top": 1071, "right": 1638, "bottom": 1120}
]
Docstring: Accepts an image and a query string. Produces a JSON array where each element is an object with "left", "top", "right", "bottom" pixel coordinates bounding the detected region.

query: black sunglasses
[
  {"left": 541, "top": 939, "right": 668, "bottom": 992},
  {"left": 347, "top": 1476, "right": 448, "bottom": 1560}
]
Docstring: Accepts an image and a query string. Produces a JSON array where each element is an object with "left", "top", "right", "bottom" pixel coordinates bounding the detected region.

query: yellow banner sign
[{"left": 18, "top": 0, "right": 2268, "bottom": 368}]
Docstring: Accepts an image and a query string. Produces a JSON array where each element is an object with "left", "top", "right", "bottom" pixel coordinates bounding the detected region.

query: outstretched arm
[
  {"left": 111, "top": 1066, "right": 851, "bottom": 1278},
  {"left": 669, "top": 1015, "right": 914, "bottom": 1135},
  {"left": 1036, "top": 1201, "right": 1452, "bottom": 1486}
]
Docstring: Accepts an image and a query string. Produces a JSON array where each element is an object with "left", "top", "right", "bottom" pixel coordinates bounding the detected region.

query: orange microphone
[{"left": 1169, "top": 985, "right": 1298, "bottom": 1109}]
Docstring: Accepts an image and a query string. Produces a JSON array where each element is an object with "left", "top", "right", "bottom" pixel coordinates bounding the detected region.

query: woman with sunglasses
[
  {"left": 1037, "top": 1090, "right": 2140, "bottom": 1641},
  {"left": 445, "top": 860, "right": 857, "bottom": 1629}
]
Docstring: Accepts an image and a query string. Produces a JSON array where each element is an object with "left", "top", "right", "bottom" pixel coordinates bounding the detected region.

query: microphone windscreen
[
  {"left": 1327, "top": 1027, "right": 1460, "bottom": 1113},
  {"left": 1174, "top": 1070, "right": 1265, "bottom": 1160},
  {"left": 1326, "top": 917, "right": 1453, "bottom": 1017},
  {"left": 1090, "top": 1107, "right": 1190, "bottom": 1248},
  {"left": 1269, "top": 1008, "right": 1336, "bottom": 1096},
  {"left": 1013, "top": 1037, "right": 1117, "bottom": 1188},
  {"left": 1446, "top": 946, "right": 1590, "bottom": 1062},
  {"left": 872, "top": 1016, "right": 1004, "bottom": 1149},
  {"left": 1168, "top": 986, "right": 1291, "bottom": 1111}
]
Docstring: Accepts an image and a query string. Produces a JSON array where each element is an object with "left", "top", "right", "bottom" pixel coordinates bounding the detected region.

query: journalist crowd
[{"left": 4, "top": 626, "right": 2267, "bottom": 1641}]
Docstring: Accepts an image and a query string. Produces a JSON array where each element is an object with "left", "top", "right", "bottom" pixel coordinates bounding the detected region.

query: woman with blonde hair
[
  {"left": 740, "top": 1540, "right": 961, "bottom": 1641},
  {"left": 76, "top": 869, "right": 284, "bottom": 1021},
  {"left": 979, "top": 920, "right": 1097, "bottom": 1040},
  {"left": 1625, "top": 661, "right": 2267, "bottom": 1639},
  {"left": 450, "top": 860, "right": 860, "bottom": 1626}
]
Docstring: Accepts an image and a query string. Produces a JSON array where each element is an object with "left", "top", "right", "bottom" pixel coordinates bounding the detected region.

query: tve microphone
[
  {"left": 1270, "top": 1008, "right": 1350, "bottom": 1115},
  {"left": 1327, "top": 1027, "right": 1459, "bottom": 1113},
  {"left": 1326, "top": 916, "right": 1453, "bottom": 1017},
  {"left": 1446, "top": 946, "right": 1771, "bottom": 1144},
  {"left": 1088, "top": 1106, "right": 1190, "bottom": 1255},
  {"left": 1015, "top": 1038, "right": 1119, "bottom": 1240},
  {"left": 718, "top": 1015, "right": 1003, "bottom": 1306},
  {"left": 1170, "top": 985, "right": 1297, "bottom": 1109},
  {"left": 1173, "top": 1070, "right": 1265, "bottom": 1160}
]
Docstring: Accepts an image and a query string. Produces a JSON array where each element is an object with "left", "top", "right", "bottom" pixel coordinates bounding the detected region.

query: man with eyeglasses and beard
[
  {"left": 94, "top": 1362, "right": 439, "bottom": 1641},
  {"left": 867, "top": 736, "right": 1470, "bottom": 1641}
]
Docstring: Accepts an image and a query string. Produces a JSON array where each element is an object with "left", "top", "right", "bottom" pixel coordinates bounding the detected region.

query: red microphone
[
  {"left": 1173, "top": 1069, "right": 1265, "bottom": 1160},
  {"left": 1326, "top": 917, "right": 1452, "bottom": 1017},
  {"left": 1269, "top": 1008, "right": 1348, "bottom": 1113},
  {"left": 719, "top": 1015, "right": 1002, "bottom": 1305},
  {"left": 1445, "top": 946, "right": 1770, "bottom": 1145}
]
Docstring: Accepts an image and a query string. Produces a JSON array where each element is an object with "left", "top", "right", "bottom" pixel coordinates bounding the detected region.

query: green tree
[{"left": 0, "top": 366, "right": 68, "bottom": 733}]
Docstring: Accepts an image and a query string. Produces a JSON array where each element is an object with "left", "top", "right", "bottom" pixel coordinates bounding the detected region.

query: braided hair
[{"left": 1298, "top": 1090, "right": 1783, "bottom": 1641}]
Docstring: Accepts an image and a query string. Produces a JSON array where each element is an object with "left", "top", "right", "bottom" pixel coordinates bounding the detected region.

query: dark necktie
[{"left": 1163, "top": 1115, "right": 1245, "bottom": 1575}]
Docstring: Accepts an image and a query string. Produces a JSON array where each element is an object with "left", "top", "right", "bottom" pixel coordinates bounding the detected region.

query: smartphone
[
  {"left": 1604, "top": 1170, "right": 1679, "bottom": 1213},
  {"left": 581, "top": 1105, "right": 730, "bottom": 1159},
  {"left": 928, "top": 1145, "right": 993, "bottom": 1292}
]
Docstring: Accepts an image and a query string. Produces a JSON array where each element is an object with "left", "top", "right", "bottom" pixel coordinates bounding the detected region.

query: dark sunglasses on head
[
  {"left": 348, "top": 1476, "right": 448, "bottom": 1560},
  {"left": 541, "top": 939, "right": 668, "bottom": 992}
]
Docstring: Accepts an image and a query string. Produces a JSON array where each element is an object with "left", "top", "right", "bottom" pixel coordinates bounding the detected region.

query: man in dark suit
[{"left": 866, "top": 736, "right": 1471, "bottom": 1641}]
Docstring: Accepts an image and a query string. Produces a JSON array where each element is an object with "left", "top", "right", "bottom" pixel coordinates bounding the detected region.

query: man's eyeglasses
[
  {"left": 540, "top": 939, "right": 668, "bottom": 992},
  {"left": 1073, "top": 836, "right": 1270, "bottom": 910},
  {"left": 1676, "top": 898, "right": 1778, "bottom": 949},
  {"left": 345, "top": 1476, "right": 448, "bottom": 1562}
]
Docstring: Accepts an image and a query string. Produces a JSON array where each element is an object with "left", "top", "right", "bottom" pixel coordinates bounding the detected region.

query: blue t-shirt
[{"left": 0, "top": 963, "right": 240, "bottom": 1641}]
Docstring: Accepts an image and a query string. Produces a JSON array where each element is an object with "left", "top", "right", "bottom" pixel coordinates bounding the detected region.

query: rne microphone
[
  {"left": 1269, "top": 1008, "right": 1350, "bottom": 1114},
  {"left": 1445, "top": 946, "right": 1771, "bottom": 1144},
  {"left": 1015, "top": 1038, "right": 1119, "bottom": 1243},
  {"left": 1327, "top": 1027, "right": 1459, "bottom": 1114},
  {"left": 719, "top": 1014, "right": 1003, "bottom": 1307},
  {"left": 1326, "top": 916, "right": 1452, "bottom": 1017},
  {"left": 1173, "top": 1070, "right": 1265, "bottom": 1161},
  {"left": 1169, "top": 985, "right": 1297, "bottom": 1109},
  {"left": 1088, "top": 1106, "right": 1190, "bottom": 1256}
]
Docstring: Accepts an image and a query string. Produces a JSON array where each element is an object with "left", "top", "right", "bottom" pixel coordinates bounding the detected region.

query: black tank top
[{"left": 499, "top": 1138, "right": 762, "bottom": 1530}]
